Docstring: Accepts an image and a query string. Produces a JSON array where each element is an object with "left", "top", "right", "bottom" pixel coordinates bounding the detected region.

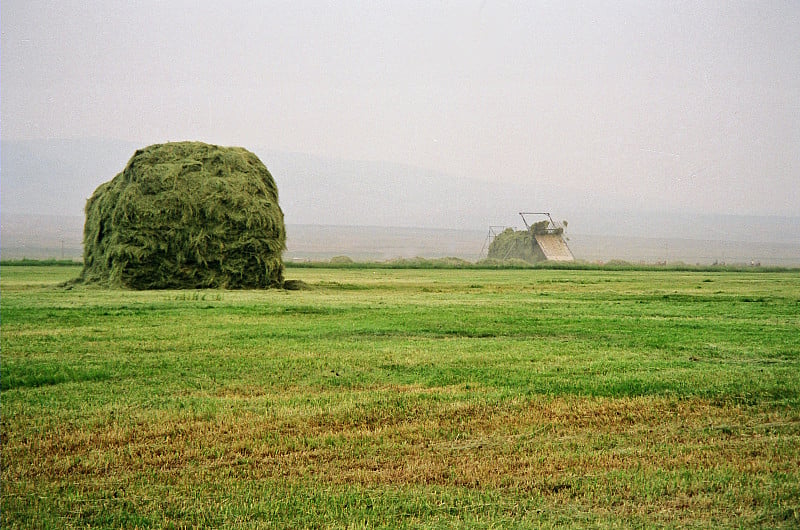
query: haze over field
[{"left": 1, "top": 2, "right": 798, "bottom": 262}]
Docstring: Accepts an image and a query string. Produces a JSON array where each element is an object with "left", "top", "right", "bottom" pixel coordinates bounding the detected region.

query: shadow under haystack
[{"left": 80, "top": 142, "right": 286, "bottom": 289}]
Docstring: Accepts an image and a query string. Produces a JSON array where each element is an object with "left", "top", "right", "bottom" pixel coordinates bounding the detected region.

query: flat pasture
[{"left": 2, "top": 265, "right": 799, "bottom": 528}]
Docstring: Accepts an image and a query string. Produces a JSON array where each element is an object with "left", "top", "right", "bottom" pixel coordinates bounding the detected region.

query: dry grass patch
[
  {"left": 7, "top": 391, "right": 798, "bottom": 486},
  {"left": 6, "top": 390, "right": 797, "bottom": 525}
]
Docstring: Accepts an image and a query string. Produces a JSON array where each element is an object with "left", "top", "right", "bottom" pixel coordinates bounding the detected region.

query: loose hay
[
  {"left": 487, "top": 221, "right": 551, "bottom": 264},
  {"left": 80, "top": 142, "right": 286, "bottom": 289}
]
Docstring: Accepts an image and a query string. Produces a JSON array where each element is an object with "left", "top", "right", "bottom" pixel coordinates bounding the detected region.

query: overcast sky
[{"left": 2, "top": 1, "right": 799, "bottom": 216}]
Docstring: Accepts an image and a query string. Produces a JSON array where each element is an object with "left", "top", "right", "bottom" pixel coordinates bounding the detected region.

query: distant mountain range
[{"left": 2, "top": 138, "right": 798, "bottom": 263}]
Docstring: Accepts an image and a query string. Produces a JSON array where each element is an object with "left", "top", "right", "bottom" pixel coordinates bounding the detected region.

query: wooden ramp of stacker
[{"left": 534, "top": 233, "right": 575, "bottom": 261}]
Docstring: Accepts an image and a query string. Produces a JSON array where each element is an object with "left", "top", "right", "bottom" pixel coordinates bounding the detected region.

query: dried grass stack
[
  {"left": 487, "top": 220, "right": 551, "bottom": 264},
  {"left": 80, "top": 142, "right": 285, "bottom": 289}
]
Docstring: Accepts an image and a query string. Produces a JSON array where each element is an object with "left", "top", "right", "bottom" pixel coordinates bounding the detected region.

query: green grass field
[{"left": 2, "top": 265, "right": 799, "bottom": 528}]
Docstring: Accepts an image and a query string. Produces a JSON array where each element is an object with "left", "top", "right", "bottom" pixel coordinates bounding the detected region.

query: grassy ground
[{"left": 2, "top": 265, "right": 799, "bottom": 528}]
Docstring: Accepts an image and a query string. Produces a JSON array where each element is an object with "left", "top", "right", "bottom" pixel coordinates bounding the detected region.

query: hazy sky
[{"left": 2, "top": 1, "right": 799, "bottom": 216}]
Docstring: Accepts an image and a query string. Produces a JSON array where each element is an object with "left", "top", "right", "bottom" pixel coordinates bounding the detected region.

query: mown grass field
[{"left": 2, "top": 265, "right": 799, "bottom": 528}]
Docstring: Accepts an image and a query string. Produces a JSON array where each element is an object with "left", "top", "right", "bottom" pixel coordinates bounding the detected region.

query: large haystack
[
  {"left": 487, "top": 225, "right": 547, "bottom": 263},
  {"left": 80, "top": 142, "right": 286, "bottom": 289},
  {"left": 487, "top": 220, "right": 574, "bottom": 264}
]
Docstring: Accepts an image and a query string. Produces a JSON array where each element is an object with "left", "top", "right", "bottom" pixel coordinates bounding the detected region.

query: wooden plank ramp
[{"left": 534, "top": 233, "right": 575, "bottom": 261}]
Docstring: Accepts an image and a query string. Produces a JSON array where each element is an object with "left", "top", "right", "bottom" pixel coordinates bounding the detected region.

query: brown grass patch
[
  {"left": 6, "top": 392, "right": 798, "bottom": 491},
  {"left": 4, "top": 390, "right": 798, "bottom": 526}
]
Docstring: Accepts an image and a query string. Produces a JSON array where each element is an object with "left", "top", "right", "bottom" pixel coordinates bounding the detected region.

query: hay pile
[
  {"left": 487, "top": 221, "right": 552, "bottom": 264},
  {"left": 80, "top": 142, "right": 286, "bottom": 289}
]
